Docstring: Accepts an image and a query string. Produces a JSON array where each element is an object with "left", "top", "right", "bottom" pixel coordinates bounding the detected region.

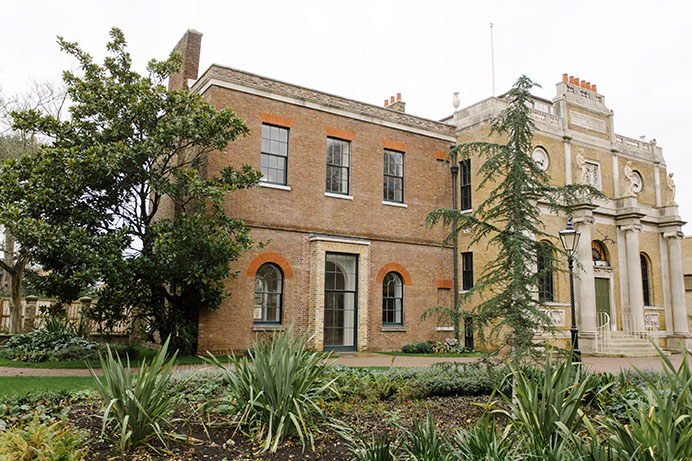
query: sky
[{"left": 1, "top": 0, "right": 690, "bottom": 231}]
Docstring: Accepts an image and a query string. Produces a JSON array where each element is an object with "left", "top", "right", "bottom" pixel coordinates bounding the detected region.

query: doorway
[
  {"left": 323, "top": 253, "right": 358, "bottom": 351},
  {"left": 594, "top": 277, "right": 611, "bottom": 325}
]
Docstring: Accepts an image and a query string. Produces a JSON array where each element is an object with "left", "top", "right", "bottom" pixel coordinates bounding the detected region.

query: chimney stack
[
  {"left": 168, "top": 29, "right": 203, "bottom": 91},
  {"left": 384, "top": 93, "right": 406, "bottom": 112},
  {"left": 564, "top": 74, "right": 599, "bottom": 93}
]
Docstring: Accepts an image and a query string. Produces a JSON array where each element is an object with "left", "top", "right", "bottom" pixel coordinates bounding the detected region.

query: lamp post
[
  {"left": 559, "top": 218, "right": 582, "bottom": 362},
  {"left": 449, "top": 145, "right": 459, "bottom": 342}
]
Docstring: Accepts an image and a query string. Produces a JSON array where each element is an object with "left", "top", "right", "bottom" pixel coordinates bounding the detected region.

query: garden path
[{"left": 0, "top": 353, "right": 688, "bottom": 377}]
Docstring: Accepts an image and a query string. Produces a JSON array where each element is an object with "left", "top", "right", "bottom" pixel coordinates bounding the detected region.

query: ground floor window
[
  {"left": 254, "top": 263, "right": 283, "bottom": 324},
  {"left": 324, "top": 253, "right": 358, "bottom": 350},
  {"left": 382, "top": 272, "right": 403, "bottom": 326}
]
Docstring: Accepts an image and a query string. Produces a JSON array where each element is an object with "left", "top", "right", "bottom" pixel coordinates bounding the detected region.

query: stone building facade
[{"left": 169, "top": 30, "right": 690, "bottom": 354}]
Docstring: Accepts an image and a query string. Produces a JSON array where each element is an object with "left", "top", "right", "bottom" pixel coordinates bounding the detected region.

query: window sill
[
  {"left": 260, "top": 182, "right": 291, "bottom": 191},
  {"left": 325, "top": 192, "right": 353, "bottom": 200},
  {"left": 252, "top": 325, "right": 284, "bottom": 332},
  {"left": 381, "top": 326, "right": 407, "bottom": 332},
  {"left": 436, "top": 326, "right": 454, "bottom": 331},
  {"left": 382, "top": 201, "right": 407, "bottom": 208},
  {"left": 460, "top": 208, "right": 472, "bottom": 214},
  {"left": 459, "top": 290, "right": 470, "bottom": 294}
]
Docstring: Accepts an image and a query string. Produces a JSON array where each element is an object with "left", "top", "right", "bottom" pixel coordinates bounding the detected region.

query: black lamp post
[
  {"left": 559, "top": 218, "right": 582, "bottom": 362},
  {"left": 449, "top": 145, "right": 459, "bottom": 342}
]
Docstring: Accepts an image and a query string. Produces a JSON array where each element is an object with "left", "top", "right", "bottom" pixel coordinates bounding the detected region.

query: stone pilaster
[
  {"left": 622, "top": 224, "right": 645, "bottom": 332},
  {"left": 573, "top": 215, "right": 596, "bottom": 334},
  {"left": 664, "top": 231, "right": 690, "bottom": 336},
  {"left": 23, "top": 295, "right": 38, "bottom": 332}
]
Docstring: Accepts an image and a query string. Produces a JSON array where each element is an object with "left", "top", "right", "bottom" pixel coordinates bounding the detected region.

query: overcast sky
[{"left": 2, "top": 0, "right": 690, "bottom": 232}]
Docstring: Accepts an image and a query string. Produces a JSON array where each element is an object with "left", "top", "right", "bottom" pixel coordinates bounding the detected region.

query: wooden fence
[{"left": 0, "top": 297, "right": 129, "bottom": 334}]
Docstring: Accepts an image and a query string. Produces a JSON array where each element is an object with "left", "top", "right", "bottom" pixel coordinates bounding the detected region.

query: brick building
[{"left": 169, "top": 30, "right": 690, "bottom": 355}]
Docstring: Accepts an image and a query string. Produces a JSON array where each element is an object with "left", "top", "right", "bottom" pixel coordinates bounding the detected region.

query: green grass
[
  {"left": 0, "top": 376, "right": 96, "bottom": 397},
  {"left": 376, "top": 351, "right": 483, "bottom": 358}
]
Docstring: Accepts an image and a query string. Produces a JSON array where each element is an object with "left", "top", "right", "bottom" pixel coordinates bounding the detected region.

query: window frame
[
  {"left": 383, "top": 149, "right": 404, "bottom": 203},
  {"left": 461, "top": 251, "right": 473, "bottom": 291},
  {"left": 260, "top": 123, "right": 289, "bottom": 186},
  {"left": 382, "top": 272, "right": 404, "bottom": 326},
  {"left": 537, "top": 242, "right": 555, "bottom": 302},
  {"left": 459, "top": 159, "right": 472, "bottom": 211},
  {"left": 253, "top": 263, "right": 284, "bottom": 325},
  {"left": 640, "top": 253, "right": 651, "bottom": 306},
  {"left": 326, "top": 137, "right": 351, "bottom": 195}
]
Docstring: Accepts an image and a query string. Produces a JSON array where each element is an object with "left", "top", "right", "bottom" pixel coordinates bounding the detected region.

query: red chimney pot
[
  {"left": 396, "top": 93, "right": 401, "bottom": 101},
  {"left": 562, "top": 73, "right": 568, "bottom": 82}
]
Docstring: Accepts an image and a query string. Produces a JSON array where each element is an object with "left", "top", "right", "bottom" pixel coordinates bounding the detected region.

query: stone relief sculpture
[
  {"left": 623, "top": 161, "right": 636, "bottom": 197},
  {"left": 667, "top": 172, "right": 677, "bottom": 205},
  {"left": 575, "top": 149, "right": 587, "bottom": 183}
]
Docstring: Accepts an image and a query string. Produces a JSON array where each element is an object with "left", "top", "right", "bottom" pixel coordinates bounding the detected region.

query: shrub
[
  {"left": 0, "top": 414, "right": 88, "bottom": 460},
  {"left": 450, "top": 416, "right": 518, "bottom": 460},
  {"left": 206, "top": 329, "right": 337, "bottom": 453},
  {"left": 0, "top": 329, "right": 100, "bottom": 362},
  {"left": 401, "top": 342, "right": 433, "bottom": 354},
  {"left": 90, "top": 336, "right": 181, "bottom": 452},
  {"left": 346, "top": 433, "right": 399, "bottom": 461}
]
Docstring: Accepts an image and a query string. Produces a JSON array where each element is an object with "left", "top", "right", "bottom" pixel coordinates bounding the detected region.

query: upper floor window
[
  {"left": 254, "top": 263, "right": 283, "bottom": 324},
  {"left": 382, "top": 272, "right": 403, "bottom": 326},
  {"left": 592, "top": 240, "right": 609, "bottom": 266},
  {"left": 260, "top": 124, "right": 288, "bottom": 185},
  {"left": 460, "top": 159, "right": 471, "bottom": 211},
  {"left": 537, "top": 242, "right": 554, "bottom": 302},
  {"left": 461, "top": 252, "right": 473, "bottom": 291},
  {"left": 641, "top": 254, "right": 651, "bottom": 306},
  {"left": 384, "top": 149, "right": 404, "bottom": 203},
  {"left": 685, "top": 275, "right": 692, "bottom": 292},
  {"left": 326, "top": 138, "right": 350, "bottom": 195}
]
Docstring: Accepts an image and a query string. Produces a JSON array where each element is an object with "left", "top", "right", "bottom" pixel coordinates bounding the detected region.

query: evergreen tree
[{"left": 426, "top": 76, "right": 600, "bottom": 361}]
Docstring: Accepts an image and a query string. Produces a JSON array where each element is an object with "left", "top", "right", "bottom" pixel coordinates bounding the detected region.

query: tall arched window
[
  {"left": 537, "top": 242, "right": 554, "bottom": 302},
  {"left": 382, "top": 272, "right": 403, "bottom": 326},
  {"left": 254, "top": 263, "right": 283, "bottom": 324},
  {"left": 592, "top": 240, "right": 609, "bottom": 266},
  {"left": 640, "top": 254, "right": 651, "bottom": 306}
]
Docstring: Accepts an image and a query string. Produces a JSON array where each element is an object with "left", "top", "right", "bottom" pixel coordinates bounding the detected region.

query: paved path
[{"left": 0, "top": 353, "right": 686, "bottom": 377}]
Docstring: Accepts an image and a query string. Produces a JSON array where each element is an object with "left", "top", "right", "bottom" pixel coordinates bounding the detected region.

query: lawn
[
  {"left": 376, "top": 351, "right": 484, "bottom": 358},
  {"left": 0, "top": 376, "right": 95, "bottom": 397}
]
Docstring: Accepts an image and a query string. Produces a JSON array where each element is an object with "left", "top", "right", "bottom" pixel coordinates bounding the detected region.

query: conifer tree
[{"left": 426, "top": 76, "right": 600, "bottom": 361}]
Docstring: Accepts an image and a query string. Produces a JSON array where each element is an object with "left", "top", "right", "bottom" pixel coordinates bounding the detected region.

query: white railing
[
  {"left": 595, "top": 312, "right": 611, "bottom": 352},
  {"left": 617, "top": 312, "right": 657, "bottom": 343}
]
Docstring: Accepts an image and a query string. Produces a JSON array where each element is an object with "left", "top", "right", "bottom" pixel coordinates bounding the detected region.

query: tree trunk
[
  {"left": 8, "top": 259, "right": 26, "bottom": 334},
  {"left": 1, "top": 232, "right": 13, "bottom": 292}
]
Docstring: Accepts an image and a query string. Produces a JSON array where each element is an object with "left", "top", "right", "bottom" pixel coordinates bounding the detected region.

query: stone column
[
  {"left": 622, "top": 224, "right": 645, "bottom": 332},
  {"left": 574, "top": 216, "right": 597, "bottom": 335},
  {"left": 665, "top": 231, "right": 690, "bottom": 335},
  {"left": 23, "top": 295, "right": 38, "bottom": 332}
]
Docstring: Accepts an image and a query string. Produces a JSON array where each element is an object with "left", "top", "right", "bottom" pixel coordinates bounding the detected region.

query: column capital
[
  {"left": 664, "top": 230, "right": 684, "bottom": 240},
  {"left": 620, "top": 224, "right": 642, "bottom": 233},
  {"left": 573, "top": 216, "right": 595, "bottom": 226}
]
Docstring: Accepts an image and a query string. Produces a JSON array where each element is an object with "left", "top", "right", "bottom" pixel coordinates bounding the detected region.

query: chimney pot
[
  {"left": 396, "top": 93, "right": 401, "bottom": 101},
  {"left": 585, "top": 82, "right": 591, "bottom": 90},
  {"left": 562, "top": 73, "right": 568, "bottom": 82},
  {"left": 591, "top": 84, "right": 597, "bottom": 93},
  {"left": 581, "top": 81, "right": 587, "bottom": 88},
  {"left": 569, "top": 76, "right": 575, "bottom": 84},
  {"left": 384, "top": 99, "right": 389, "bottom": 107},
  {"left": 575, "top": 78, "right": 580, "bottom": 86},
  {"left": 390, "top": 96, "right": 395, "bottom": 104}
]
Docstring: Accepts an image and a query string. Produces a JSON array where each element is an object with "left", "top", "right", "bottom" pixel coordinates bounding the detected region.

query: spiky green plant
[
  {"left": 604, "top": 346, "right": 692, "bottom": 460},
  {"left": 90, "top": 336, "right": 180, "bottom": 452},
  {"left": 494, "top": 353, "right": 604, "bottom": 455},
  {"left": 449, "top": 416, "right": 517, "bottom": 461},
  {"left": 347, "top": 433, "right": 399, "bottom": 461},
  {"left": 206, "top": 329, "right": 337, "bottom": 453},
  {"left": 401, "top": 414, "right": 453, "bottom": 461}
]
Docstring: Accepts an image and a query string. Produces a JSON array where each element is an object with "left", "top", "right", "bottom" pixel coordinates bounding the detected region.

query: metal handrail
[{"left": 596, "top": 312, "right": 611, "bottom": 353}]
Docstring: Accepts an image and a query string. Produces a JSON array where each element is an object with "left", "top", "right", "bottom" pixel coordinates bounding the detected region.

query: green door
[{"left": 594, "top": 278, "right": 610, "bottom": 318}]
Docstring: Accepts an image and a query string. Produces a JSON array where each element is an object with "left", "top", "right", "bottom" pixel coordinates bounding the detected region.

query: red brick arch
[
  {"left": 375, "top": 263, "right": 412, "bottom": 286},
  {"left": 246, "top": 252, "right": 294, "bottom": 279}
]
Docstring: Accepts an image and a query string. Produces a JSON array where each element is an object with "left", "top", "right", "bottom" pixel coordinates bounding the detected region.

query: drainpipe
[{"left": 450, "top": 145, "right": 460, "bottom": 341}]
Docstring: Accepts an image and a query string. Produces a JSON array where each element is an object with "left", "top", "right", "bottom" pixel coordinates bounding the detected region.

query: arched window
[
  {"left": 592, "top": 240, "right": 609, "bottom": 266},
  {"left": 537, "top": 242, "right": 554, "bottom": 302},
  {"left": 254, "top": 263, "right": 283, "bottom": 324},
  {"left": 641, "top": 254, "right": 651, "bottom": 306},
  {"left": 382, "top": 272, "right": 403, "bottom": 326}
]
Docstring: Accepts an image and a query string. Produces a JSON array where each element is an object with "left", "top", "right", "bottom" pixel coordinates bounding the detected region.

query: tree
[
  {"left": 2, "top": 28, "right": 261, "bottom": 353},
  {"left": 0, "top": 82, "right": 66, "bottom": 333},
  {"left": 426, "top": 76, "right": 600, "bottom": 362}
]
